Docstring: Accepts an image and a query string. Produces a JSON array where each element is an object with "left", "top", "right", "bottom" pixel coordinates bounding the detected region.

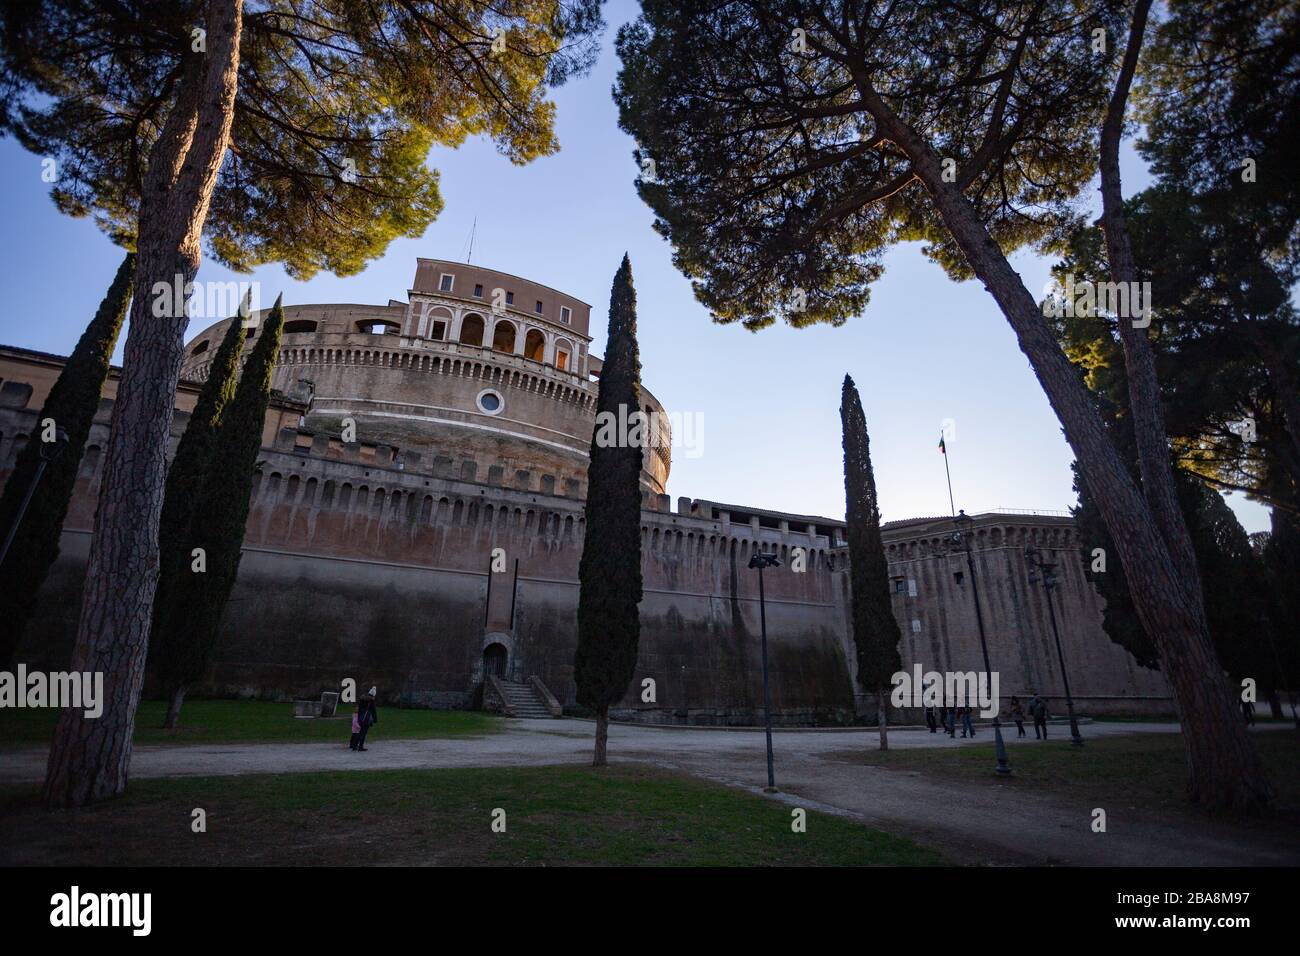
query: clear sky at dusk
[{"left": 0, "top": 0, "right": 1268, "bottom": 533}]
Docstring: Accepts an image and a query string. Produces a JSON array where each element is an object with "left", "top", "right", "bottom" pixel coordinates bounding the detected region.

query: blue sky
[{"left": 0, "top": 0, "right": 1269, "bottom": 533}]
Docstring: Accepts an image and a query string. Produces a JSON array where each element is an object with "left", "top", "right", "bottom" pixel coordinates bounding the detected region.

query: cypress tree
[
  {"left": 150, "top": 311, "right": 246, "bottom": 726},
  {"left": 840, "top": 376, "right": 903, "bottom": 750},
  {"left": 153, "top": 296, "right": 284, "bottom": 726},
  {"left": 0, "top": 252, "right": 134, "bottom": 666},
  {"left": 575, "top": 255, "right": 644, "bottom": 767}
]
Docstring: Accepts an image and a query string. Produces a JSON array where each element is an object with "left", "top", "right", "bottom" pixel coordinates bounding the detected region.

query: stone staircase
[{"left": 498, "top": 679, "right": 555, "bottom": 719}]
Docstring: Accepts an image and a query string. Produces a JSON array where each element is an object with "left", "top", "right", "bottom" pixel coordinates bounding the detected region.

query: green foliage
[
  {"left": 0, "top": 0, "right": 605, "bottom": 278},
  {"left": 1048, "top": 184, "right": 1299, "bottom": 513},
  {"left": 1075, "top": 460, "right": 1281, "bottom": 687},
  {"left": 575, "top": 256, "right": 644, "bottom": 714},
  {"left": 0, "top": 253, "right": 133, "bottom": 665},
  {"left": 152, "top": 297, "right": 284, "bottom": 694},
  {"left": 613, "top": 0, "right": 1121, "bottom": 330},
  {"left": 1047, "top": 0, "right": 1300, "bottom": 686},
  {"left": 150, "top": 313, "right": 245, "bottom": 683},
  {"left": 1137, "top": 0, "right": 1300, "bottom": 267},
  {"left": 839, "top": 376, "right": 902, "bottom": 692}
]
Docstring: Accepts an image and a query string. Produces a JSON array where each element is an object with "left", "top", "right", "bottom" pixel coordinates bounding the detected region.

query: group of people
[
  {"left": 1009, "top": 695, "right": 1051, "bottom": 738},
  {"left": 923, "top": 694, "right": 1052, "bottom": 739},
  {"left": 924, "top": 704, "right": 978, "bottom": 737}
]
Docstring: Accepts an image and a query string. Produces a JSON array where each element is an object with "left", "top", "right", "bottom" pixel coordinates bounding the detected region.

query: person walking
[
  {"left": 349, "top": 706, "right": 362, "bottom": 751},
  {"left": 925, "top": 705, "right": 938, "bottom": 734},
  {"left": 356, "top": 687, "right": 379, "bottom": 751},
  {"left": 1010, "top": 696, "right": 1026, "bottom": 738},
  {"left": 1031, "top": 695, "right": 1049, "bottom": 739},
  {"left": 1241, "top": 698, "right": 1256, "bottom": 726},
  {"left": 961, "top": 705, "right": 975, "bottom": 738}
]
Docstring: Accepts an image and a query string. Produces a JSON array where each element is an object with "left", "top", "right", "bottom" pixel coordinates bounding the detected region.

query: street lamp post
[
  {"left": 951, "top": 510, "right": 1011, "bottom": 776},
  {"left": 0, "top": 426, "right": 69, "bottom": 566},
  {"left": 748, "top": 548, "right": 781, "bottom": 792},
  {"left": 1024, "top": 545, "right": 1084, "bottom": 746}
]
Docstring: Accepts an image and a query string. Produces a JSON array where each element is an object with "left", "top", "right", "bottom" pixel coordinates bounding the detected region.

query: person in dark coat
[
  {"left": 356, "top": 688, "right": 379, "bottom": 751},
  {"left": 1010, "top": 696, "right": 1027, "bottom": 738},
  {"left": 1031, "top": 695, "right": 1049, "bottom": 739},
  {"left": 961, "top": 705, "right": 975, "bottom": 738},
  {"left": 925, "top": 705, "right": 938, "bottom": 733}
]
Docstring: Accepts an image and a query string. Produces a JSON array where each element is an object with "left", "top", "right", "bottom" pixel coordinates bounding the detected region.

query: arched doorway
[{"left": 483, "top": 642, "right": 508, "bottom": 679}]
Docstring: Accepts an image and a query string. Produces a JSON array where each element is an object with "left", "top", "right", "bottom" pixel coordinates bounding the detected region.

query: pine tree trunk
[
  {"left": 1099, "top": 0, "right": 1203, "bottom": 594},
  {"left": 163, "top": 684, "right": 187, "bottom": 730},
  {"left": 42, "top": 0, "right": 243, "bottom": 810},
  {"left": 854, "top": 77, "right": 1271, "bottom": 811},
  {"left": 876, "top": 688, "right": 889, "bottom": 751},
  {"left": 593, "top": 707, "right": 609, "bottom": 767}
]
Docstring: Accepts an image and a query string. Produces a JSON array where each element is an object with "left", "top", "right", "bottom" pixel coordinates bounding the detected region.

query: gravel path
[{"left": 2, "top": 719, "right": 1293, "bottom": 866}]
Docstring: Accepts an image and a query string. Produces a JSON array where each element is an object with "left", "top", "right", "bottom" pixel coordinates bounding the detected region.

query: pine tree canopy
[
  {"left": 1, "top": 0, "right": 605, "bottom": 278},
  {"left": 614, "top": 0, "right": 1123, "bottom": 330}
]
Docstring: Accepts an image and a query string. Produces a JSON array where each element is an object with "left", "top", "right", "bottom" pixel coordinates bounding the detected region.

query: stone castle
[{"left": 0, "top": 259, "right": 1172, "bottom": 722}]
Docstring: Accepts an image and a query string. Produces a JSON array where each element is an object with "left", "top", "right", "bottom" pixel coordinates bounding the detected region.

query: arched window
[
  {"left": 553, "top": 338, "right": 573, "bottom": 372},
  {"left": 459, "top": 313, "right": 485, "bottom": 347},
  {"left": 492, "top": 320, "right": 516, "bottom": 353},
  {"left": 283, "top": 319, "right": 318, "bottom": 334},
  {"left": 189, "top": 339, "right": 210, "bottom": 356},
  {"left": 524, "top": 329, "right": 546, "bottom": 362},
  {"left": 79, "top": 444, "right": 102, "bottom": 477},
  {"left": 424, "top": 306, "right": 453, "bottom": 340}
]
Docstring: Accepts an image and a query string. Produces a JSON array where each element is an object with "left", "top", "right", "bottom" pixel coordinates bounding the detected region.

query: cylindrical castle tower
[{"left": 179, "top": 259, "right": 672, "bottom": 497}]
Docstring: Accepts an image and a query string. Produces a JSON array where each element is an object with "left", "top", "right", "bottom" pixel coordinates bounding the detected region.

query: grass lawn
[
  {"left": 0, "top": 764, "right": 943, "bottom": 866},
  {"left": 0, "top": 698, "right": 502, "bottom": 749},
  {"left": 829, "top": 731, "right": 1300, "bottom": 821}
]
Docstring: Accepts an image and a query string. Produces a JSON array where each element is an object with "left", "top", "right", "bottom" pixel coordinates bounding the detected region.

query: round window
[{"left": 476, "top": 389, "right": 504, "bottom": 414}]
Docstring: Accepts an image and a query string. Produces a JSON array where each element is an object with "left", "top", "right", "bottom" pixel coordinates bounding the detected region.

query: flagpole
[{"left": 941, "top": 434, "right": 956, "bottom": 517}]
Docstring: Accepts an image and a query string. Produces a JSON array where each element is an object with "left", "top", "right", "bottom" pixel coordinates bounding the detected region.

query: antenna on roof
[{"left": 465, "top": 216, "right": 477, "bottom": 264}]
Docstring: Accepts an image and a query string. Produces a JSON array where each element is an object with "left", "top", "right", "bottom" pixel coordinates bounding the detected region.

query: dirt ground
[{"left": 2, "top": 719, "right": 1295, "bottom": 866}]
